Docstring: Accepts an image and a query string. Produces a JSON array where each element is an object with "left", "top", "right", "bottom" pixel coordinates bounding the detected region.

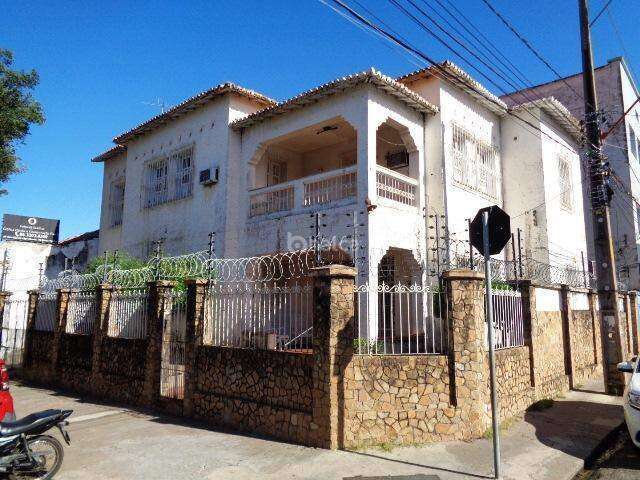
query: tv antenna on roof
[{"left": 142, "top": 97, "right": 166, "bottom": 114}]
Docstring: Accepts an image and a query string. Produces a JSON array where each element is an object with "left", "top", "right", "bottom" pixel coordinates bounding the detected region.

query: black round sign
[{"left": 469, "top": 206, "right": 511, "bottom": 255}]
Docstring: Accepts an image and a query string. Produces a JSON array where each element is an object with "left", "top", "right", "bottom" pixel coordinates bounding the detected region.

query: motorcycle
[{"left": 0, "top": 409, "right": 72, "bottom": 479}]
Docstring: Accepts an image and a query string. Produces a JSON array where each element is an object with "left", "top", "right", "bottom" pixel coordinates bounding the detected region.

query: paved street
[
  {"left": 6, "top": 377, "right": 623, "bottom": 480},
  {"left": 573, "top": 427, "right": 640, "bottom": 480}
]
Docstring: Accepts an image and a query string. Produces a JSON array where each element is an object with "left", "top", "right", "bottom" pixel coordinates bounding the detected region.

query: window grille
[
  {"left": 558, "top": 154, "right": 573, "bottom": 211},
  {"left": 143, "top": 147, "right": 194, "bottom": 208},
  {"left": 109, "top": 179, "right": 125, "bottom": 227},
  {"left": 172, "top": 148, "right": 193, "bottom": 200},
  {"left": 450, "top": 123, "right": 500, "bottom": 199}
]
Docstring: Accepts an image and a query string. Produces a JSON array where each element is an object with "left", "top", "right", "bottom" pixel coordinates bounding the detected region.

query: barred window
[
  {"left": 172, "top": 147, "right": 194, "bottom": 200},
  {"left": 109, "top": 179, "right": 125, "bottom": 227},
  {"left": 450, "top": 123, "right": 500, "bottom": 199},
  {"left": 143, "top": 147, "right": 194, "bottom": 208},
  {"left": 558, "top": 154, "right": 573, "bottom": 211}
]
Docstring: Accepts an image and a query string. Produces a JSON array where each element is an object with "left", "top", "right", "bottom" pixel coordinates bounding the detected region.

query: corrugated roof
[
  {"left": 510, "top": 97, "right": 583, "bottom": 142},
  {"left": 113, "top": 83, "right": 276, "bottom": 144},
  {"left": 91, "top": 144, "right": 127, "bottom": 163},
  {"left": 398, "top": 60, "right": 507, "bottom": 116},
  {"left": 231, "top": 68, "right": 439, "bottom": 130}
]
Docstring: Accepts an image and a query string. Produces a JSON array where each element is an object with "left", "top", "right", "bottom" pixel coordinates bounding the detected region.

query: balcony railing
[
  {"left": 249, "top": 167, "right": 357, "bottom": 218},
  {"left": 376, "top": 166, "right": 418, "bottom": 206}
]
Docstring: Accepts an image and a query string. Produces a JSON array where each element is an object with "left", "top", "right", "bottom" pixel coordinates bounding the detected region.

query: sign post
[{"left": 470, "top": 205, "right": 511, "bottom": 480}]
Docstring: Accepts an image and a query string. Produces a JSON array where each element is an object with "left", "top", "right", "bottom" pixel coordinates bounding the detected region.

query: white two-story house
[{"left": 93, "top": 61, "right": 587, "bottom": 292}]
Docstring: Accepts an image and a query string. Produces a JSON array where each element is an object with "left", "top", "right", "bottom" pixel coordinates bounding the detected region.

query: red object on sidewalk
[{"left": 0, "top": 360, "right": 15, "bottom": 422}]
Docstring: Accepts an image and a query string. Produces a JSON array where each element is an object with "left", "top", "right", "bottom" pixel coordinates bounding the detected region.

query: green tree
[
  {"left": 86, "top": 252, "right": 145, "bottom": 274},
  {"left": 0, "top": 49, "right": 44, "bottom": 195}
]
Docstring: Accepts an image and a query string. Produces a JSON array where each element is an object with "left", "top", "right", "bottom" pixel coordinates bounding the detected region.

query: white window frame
[
  {"left": 109, "top": 178, "right": 125, "bottom": 227},
  {"left": 558, "top": 154, "right": 574, "bottom": 211},
  {"left": 450, "top": 123, "right": 500, "bottom": 199}
]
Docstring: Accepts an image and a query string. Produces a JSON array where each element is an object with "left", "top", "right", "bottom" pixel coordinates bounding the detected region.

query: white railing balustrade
[
  {"left": 304, "top": 168, "right": 357, "bottom": 207},
  {"left": 66, "top": 291, "right": 98, "bottom": 335},
  {"left": 34, "top": 292, "right": 57, "bottom": 332},
  {"left": 203, "top": 282, "right": 313, "bottom": 351},
  {"left": 489, "top": 290, "right": 525, "bottom": 349},
  {"left": 354, "top": 283, "right": 448, "bottom": 355},
  {"left": 249, "top": 167, "right": 357, "bottom": 218},
  {"left": 376, "top": 166, "right": 417, "bottom": 206},
  {"left": 249, "top": 186, "right": 294, "bottom": 217},
  {"left": 108, "top": 288, "right": 149, "bottom": 339}
]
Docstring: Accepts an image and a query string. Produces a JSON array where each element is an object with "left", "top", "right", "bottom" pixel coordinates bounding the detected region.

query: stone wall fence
[{"left": 16, "top": 267, "right": 640, "bottom": 450}]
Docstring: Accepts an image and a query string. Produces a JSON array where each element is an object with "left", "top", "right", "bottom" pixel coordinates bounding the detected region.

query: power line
[
  {"left": 590, "top": 0, "right": 614, "bottom": 27},
  {"left": 480, "top": 0, "right": 584, "bottom": 102}
]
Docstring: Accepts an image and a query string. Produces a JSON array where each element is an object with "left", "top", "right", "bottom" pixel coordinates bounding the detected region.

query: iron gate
[
  {"left": 1, "top": 296, "right": 28, "bottom": 368},
  {"left": 160, "top": 291, "right": 186, "bottom": 399}
]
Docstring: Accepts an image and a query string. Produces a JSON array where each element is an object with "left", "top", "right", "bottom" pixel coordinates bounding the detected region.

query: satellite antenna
[{"left": 142, "top": 97, "right": 166, "bottom": 114}]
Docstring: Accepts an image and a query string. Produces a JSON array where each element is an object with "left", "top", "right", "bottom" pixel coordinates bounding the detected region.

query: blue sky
[{"left": 1, "top": 0, "right": 638, "bottom": 239}]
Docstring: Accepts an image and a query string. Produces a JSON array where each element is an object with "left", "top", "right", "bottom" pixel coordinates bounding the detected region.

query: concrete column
[
  {"left": 600, "top": 290, "right": 626, "bottom": 395},
  {"left": 50, "top": 288, "right": 71, "bottom": 380},
  {"left": 559, "top": 286, "right": 574, "bottom": 389},
  {"left": 629, "top": 292, "right": 639, "bottom": 355},
  {"left": 142, "top": 280, "right": 175, "bottom": 406},
  {"left": 442, "top": 269, "right": 489, "bottom": 439},
  {"left": 311, "top": 264, "right": 356, "bottom": 450},
  {"left": 588, "top": 289, "right": 601, "bottom": 365},
  {"left": 91, "top": 284, "right": 113, "bottom": 395},
  {"left": 519, "top": 280, "right": 537, "bottom": 388},
  {"left": 183, "top": 279, "right": 207, "bottom": 418}
]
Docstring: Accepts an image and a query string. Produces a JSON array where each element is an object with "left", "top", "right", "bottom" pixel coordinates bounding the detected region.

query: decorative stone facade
[
  {"left": 192, "top": 347, "right": 313, "bottom": 445},
  {"left": 494, "top": 347, "right": 534, "bottom": 421},
  {"left": 57, "top": 334, "right": 93, "bottom": 394}
]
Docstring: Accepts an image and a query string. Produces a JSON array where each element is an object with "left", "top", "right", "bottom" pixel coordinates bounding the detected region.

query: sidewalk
[{"left": 10, "top": 377, "right": 623, "bottom": 480}]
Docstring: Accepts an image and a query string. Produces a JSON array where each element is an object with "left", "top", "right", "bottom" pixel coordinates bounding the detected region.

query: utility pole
[{"left": 579, "top": 0, "right": 625, "bottom": 394}]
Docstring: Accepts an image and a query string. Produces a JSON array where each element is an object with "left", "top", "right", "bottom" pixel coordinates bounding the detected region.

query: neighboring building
[
  {"left": 45, "top": 229, "right": 100, "bottom": 278},
  {"left": 93, "top": 61, "right": 588, "bottom": 303},
  {"left": 502, "top": 56, "right": 640, "bottom": 289}
]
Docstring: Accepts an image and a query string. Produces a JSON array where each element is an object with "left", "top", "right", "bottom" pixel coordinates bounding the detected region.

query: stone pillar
[
  {"left": 142, "top": 280, "right": 175, "bottom": 406},
  {"left": 629, "top": 292, "right": 639, "bottom": 355},
  {"left": 442, "top": 269, "right": 489, "bottom": 439},
  {"left": 559, "top": 286, "right": 574, "bottom": 389},
  {"left": 22, "top": 290, "right": 39, "bottom": 370},
  {"left": 310, "top": 265, "right": 356, "bottom": 450},
  {"left": 0, "top": 291, "right": 9, "bottom": 328},
  {"left": 50, "top": 288, "right": 71, "bottom": 380},
  {"left": 183, "top": 279, "right": 207, "bottom": 418},
  {"left": 91, "top": 284, "right": 113, "bottom": 395},
  {"left": 519, "top": 280, "right": 537, "bottom": 388}
]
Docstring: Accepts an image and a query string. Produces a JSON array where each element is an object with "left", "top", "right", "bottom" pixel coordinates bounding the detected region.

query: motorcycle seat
[{"left": 0, "top": 409, "right": 62, "bottom": 437}]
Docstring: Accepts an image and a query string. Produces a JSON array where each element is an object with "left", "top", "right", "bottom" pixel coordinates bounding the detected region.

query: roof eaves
[
  {"left": 91, "top": 144, "right": 127, "bottom": 163},
  {"left": 230, "top": 68, "right": 438, "bottom": 131},
  {"left": 397, "top": 60, "right": 507, "bottom": 116},
  {"left": 113, "top": 83, "right": 276, "bottom": 144},
  {"left": 510, "top": 97, "right": 582, "bottom": 142}
]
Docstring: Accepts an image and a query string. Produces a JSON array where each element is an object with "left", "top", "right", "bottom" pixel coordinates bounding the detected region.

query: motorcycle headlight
[{"left": 629, "top": 390, "right": 640, "bottom": 410}]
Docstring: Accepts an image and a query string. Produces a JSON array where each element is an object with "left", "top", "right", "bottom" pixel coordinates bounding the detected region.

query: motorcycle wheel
[{"left": 11, "top": 435, "right": 64, "bottom": 480}]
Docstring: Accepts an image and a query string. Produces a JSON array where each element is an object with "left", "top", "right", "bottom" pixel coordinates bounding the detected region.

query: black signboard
[{"left": 1, "top": 214, "right": 60, "bottom": 244}]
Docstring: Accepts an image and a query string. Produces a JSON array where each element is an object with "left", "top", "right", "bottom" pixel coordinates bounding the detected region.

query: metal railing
[
  {"left": 354, "top": 283, "right": 448, "bottom": 355},
  {"left": 34, "top": 292, "right": 57, "bottom": 332},
  {"left": 66, "top": 290, "right": 98, "bottom": 335},
  {"left": 376, "top": 166, "right": 417, "bottom": 206},
  {"left": 304, "top": 168, "right": 356, "bottom": 207},
  {"left": 107, "top": 288, "right": 148, "bottom": 339},
  {"left": 160, "top": 290, "right": 187, "bottom": 399},
  {"left": 490, "top": 290, "right": 525, "bottom": 349},
  {"left": 1, "top": 297, "right": 28, "bottom": 367},
  {"left": 203, "top": 282, "right": 313, "bottom": 351}
]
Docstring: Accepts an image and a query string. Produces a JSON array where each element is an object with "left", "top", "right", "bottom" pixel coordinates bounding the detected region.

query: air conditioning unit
[
  {"left": 199, "top": 167, "right": 219, "bottom": 186},
  {"left": 386, "top": 150, "right": 409, "bottom": 169}
]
